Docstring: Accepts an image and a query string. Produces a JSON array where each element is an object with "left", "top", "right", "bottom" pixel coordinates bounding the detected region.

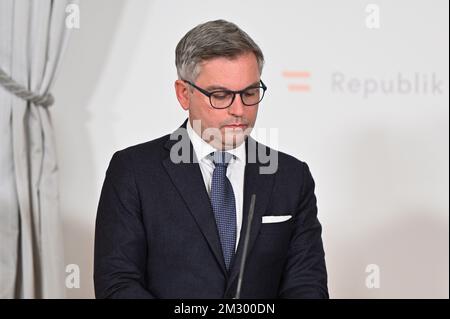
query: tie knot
[{"left": 210, "top": 151, "right": 233, "bottom": 167}]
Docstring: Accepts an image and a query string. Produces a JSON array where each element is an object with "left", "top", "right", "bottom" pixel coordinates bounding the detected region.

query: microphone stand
[{"left": 234, "top": 194, "right": 256, "bottom": 299}]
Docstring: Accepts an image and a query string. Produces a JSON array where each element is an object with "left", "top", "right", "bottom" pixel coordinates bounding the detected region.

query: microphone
[{"left": 234, "top": 194, "right": 256, "bottom": 299}]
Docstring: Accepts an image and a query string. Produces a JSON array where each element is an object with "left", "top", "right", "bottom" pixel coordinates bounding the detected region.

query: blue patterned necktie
[{"left": 209, "top": 151, "right": 237, "bottom": 270}]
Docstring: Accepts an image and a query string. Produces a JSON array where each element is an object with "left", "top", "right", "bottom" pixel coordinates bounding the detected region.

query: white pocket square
[{"left": 262, "top": 215, "right": 292, "bottom": 224}]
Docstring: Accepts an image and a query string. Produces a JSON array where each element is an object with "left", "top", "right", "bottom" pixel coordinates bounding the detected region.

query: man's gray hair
[{"left": 175, "top": 19, "right": 264, "bottom": 82}]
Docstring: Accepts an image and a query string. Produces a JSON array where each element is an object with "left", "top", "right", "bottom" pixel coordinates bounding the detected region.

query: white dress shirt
[{"left": 186, "top": 119, "right": 246, "bottom": 251}]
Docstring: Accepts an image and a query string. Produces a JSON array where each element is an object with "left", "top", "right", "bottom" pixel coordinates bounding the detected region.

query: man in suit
[{"left": 94, "top": 19, "right": 328, "bottom": 299}]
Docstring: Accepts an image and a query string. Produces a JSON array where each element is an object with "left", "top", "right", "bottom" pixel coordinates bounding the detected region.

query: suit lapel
[{"left": 162, "top": 120, "right": 227, "bottom": 275}]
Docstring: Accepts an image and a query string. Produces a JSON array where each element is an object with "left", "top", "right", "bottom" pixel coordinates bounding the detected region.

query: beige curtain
[{"left": 0, "top": 0, "right": 76, "bottom": 298}]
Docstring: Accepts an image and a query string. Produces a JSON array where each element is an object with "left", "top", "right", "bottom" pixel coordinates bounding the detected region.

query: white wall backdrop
[{"left": 52, "top": 0, "right": 449, "bottom": 298}]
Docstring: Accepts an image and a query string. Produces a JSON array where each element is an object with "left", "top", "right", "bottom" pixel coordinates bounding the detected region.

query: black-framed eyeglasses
[{"left": 183, "top": 79, "right": 267, "bottom": 109}]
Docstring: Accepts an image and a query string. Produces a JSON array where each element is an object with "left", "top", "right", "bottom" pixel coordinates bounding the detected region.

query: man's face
[{"left": 175, "top": 52, "right": 261, "bottom": 150}]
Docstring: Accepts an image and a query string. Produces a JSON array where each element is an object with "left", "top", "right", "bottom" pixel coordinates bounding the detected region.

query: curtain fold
[{"left": 0, "top": 0, "right": 76, "bottom": 298}]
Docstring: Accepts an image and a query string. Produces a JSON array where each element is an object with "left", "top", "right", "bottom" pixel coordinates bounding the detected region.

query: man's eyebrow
[{"left": 205, "top": 81, "right": 261, "bottom": 91}]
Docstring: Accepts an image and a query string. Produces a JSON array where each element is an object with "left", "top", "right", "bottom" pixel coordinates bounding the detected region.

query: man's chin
[
  {"left": 221, "top": 132, "right": 248, "bottom": 150},
  {"left": 201, "top": 125, "right": 252, "bottom": 150}
]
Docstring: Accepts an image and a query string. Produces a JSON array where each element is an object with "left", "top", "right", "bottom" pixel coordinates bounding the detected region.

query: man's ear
[{"left": 175, "top": 80, "right": 190, "bottom": 110}]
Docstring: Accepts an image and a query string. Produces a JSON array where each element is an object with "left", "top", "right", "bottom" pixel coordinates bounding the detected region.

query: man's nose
[{"left": 227, "top": 94, "right": 245, "bottom": 116}]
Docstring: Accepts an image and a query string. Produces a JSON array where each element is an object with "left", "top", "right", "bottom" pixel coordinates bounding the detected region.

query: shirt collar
[{"left": 186, "top": 118, "right": 246, "bottom": 164}]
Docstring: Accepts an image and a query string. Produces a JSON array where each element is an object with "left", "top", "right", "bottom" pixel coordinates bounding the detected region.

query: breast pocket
[
  {"left": 255, "top": 214, "right": 294, "bottom": 259},
  {"left": 259, "top": 214, "right": 294, "bottom": 235}
]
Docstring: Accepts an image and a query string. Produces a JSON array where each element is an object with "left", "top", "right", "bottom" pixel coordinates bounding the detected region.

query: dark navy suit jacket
[{"left": 94, "top": 119, "right": 328, "bottom": 298}]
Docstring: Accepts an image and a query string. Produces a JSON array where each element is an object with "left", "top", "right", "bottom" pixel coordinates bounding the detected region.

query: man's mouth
[{"left": 223, "top": 124, "right": 248, "bottom": 129}]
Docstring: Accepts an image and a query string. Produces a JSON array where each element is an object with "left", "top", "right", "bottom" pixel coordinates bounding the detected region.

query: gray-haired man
[{"left": 94, "top": 19, "right": 328, "bottom": 299}]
